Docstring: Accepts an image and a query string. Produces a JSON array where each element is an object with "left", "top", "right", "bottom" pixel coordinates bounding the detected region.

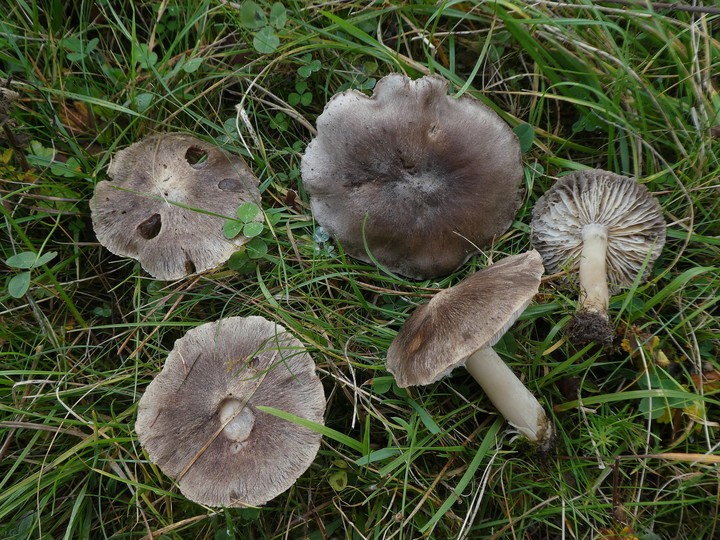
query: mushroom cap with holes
[
  {"left": 91, "top": 133, "right": 261, "bottom": 280},
  {"left": 530, "top": 169, "right": 666, "bottom": 293},
  {"left": 135, "top": 316, "right": 326, "bottom": 507},
  {"left": 386, "top": 250, "right": 544, "bottom": 387},
  {"left": 301, "top": 74, "right": 524, "bottom": 280}
]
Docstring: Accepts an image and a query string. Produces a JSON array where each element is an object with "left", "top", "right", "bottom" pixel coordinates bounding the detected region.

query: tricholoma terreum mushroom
[
  {"left": 386, "top": 250, "right": 554, "bottom": 450},
  {"left": 135, "top": 316, "right": 326, "bottom": 507},
  {"left": 91, "top": 133, "right": 261, "bottom": 280},
  {"left": 301, "top": 73, "right": 524, "bottom": 280},
  {"left": 531, "top": 169, "right": 666, "bottom": 345}
]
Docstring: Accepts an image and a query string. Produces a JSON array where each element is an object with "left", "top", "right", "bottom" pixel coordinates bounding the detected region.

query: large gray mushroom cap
[
  {"left": 91, "top": 133, "right": 261, "bottom": 280},
  {"left": 301, "top": 74, "right": 524, "bottom": 280},
  {"left": 387, "top": 250, "right": 544, "bottom": 387},
  {"left": 135, "top": 316, "right": 326, "bottom": 507},
  {"left": 530, "top": 169, "right": 666, "bottom": 292}
]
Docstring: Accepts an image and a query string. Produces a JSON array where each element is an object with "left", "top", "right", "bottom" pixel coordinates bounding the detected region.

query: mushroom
[
  {"left": 301, "top": 74, "right": 524, "bottom": 280},
  {"left": 135, "top": 315, "right": 326, "bottom": 507},
  {"left": 386, "top": 250, "right": 554, "bottom": 450},
  {"left": 91, "top": 133, "right": 261, "bottom": 280},
  {"left": 530, "top": 169, "right": 666, "bottom": 345}
]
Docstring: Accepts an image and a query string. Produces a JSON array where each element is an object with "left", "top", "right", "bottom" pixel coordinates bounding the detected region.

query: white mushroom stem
[
  {"left": 578, "top": 223, "right": 610, "bottom": 317},
  {"left": 219, "top": 398, "right": 256, "bottom": 453},
  {"left": 465, "top": 347, "right": 551, "bottom": 444}
]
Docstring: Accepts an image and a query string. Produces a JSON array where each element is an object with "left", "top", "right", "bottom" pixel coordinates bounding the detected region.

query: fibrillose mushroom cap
[
  {"left": 386, "top": 250, "right": 544, "bottom": 387},
  {"left": 301, "top": 74, "right": 524, "bottom": 280},
  {"left": 530, "top": 169, "right": 666, "bottom": 293},
  {"left": 91, "top": 133, "right": 261, "bottom": 280},
  {"left": 135, "top": 316, "right": 326, "bottom": 507}
]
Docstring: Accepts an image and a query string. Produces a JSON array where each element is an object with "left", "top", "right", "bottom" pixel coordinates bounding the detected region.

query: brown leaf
[
  {"left": 284, "top": 189, "right": 298, "bottom": 210},
  {"left": 691, "top": 369, "right": 720, "bottom": 391},
  {"left": 59, "top": 100, "right": 95, "bottom": 134}
]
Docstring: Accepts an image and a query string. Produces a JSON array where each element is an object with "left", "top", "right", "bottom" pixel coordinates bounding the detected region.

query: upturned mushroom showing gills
[
  {"left": 91, "top": 133, "right": 261, "bottom": 280},
  {"left": 135, "top": 316, "right": 326, "bottom": 507},
  {"left": 531, "top": 169, "right": 666, "bottom": 345},
  {"left": 386, "top": 250, "right": 554, "bottom": 450},
  {"left": 301, "top": 73, "right": 523, "bottom": 280}
]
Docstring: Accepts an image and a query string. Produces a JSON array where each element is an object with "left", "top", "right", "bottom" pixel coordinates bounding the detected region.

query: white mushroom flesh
[
  {"left": 578, "top": 222, "right": 610, "bottom": 317},
  {"left": 465, "top": 346, "right": 552, "bottom": 443},
  {"left": 219, "top": 398, "right": 256, "bottom": 452}
]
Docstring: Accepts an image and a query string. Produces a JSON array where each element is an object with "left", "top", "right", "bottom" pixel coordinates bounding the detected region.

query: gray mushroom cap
[
  {"left": 386, "top": 250, "right": 544, "bottom": 387},
  {"left": 530, "top": 169, "right": 666, "bottom": 292},
  {"left": 301, "top": 74, "right": 523, "bottom": 280},
  {"left": 135, "top": 316, "right": 326, "bottom": 507},
  {"left": 91, "top": 133, "right": 261, "bottom": 280}
]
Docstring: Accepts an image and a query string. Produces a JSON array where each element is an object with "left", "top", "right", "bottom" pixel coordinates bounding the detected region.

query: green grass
[{"left": 1, "top": 1, "right": 719, "bottom": 538}]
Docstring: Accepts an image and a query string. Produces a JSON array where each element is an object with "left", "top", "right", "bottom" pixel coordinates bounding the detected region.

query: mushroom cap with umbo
[
  {"left": 301, "top": 74, "right": 524, "bottom": 280},
  {"left": 386, "top": 250, "right": 544, "bottom": 387},
  {"left": 530, "top": 169, "right": 666, "bottom": 291},
  {"left": 135, "top": 316, "right": 326, "bottom": 507},
  {"left": 91, "top": 133, "right": 261, "bottom": 280}
]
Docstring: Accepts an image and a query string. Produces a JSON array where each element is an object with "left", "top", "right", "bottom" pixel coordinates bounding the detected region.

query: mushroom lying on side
[
  {"left": 135, "top": 316, "right": 326, "bottom": 507},
  {"left": 301, "top": 73, "right": 524, "bottom": 280},
  {"left": 386, "top": 250, "right": 554, "bottom": 450},
  {"left": 531, "top": 169, "right": 666, "bottom": 345},
  {"left": 91, "top": 133, "right": 261, "bottom": 280}
]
